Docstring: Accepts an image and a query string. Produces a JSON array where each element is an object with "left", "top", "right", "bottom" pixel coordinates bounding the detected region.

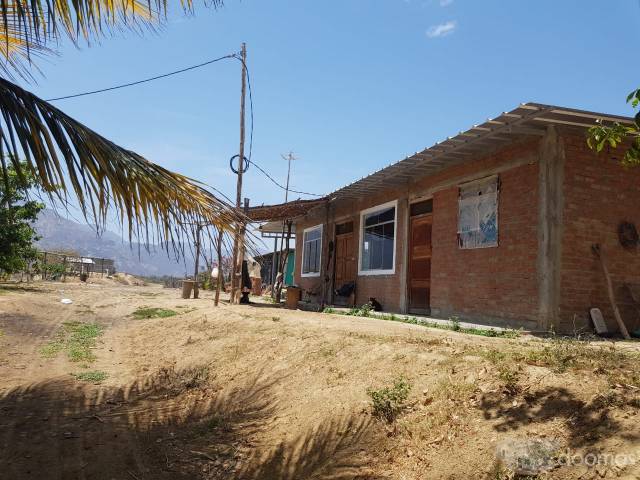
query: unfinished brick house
[{"left": 250, "top": 103, "right": 640, "bottom": 334}]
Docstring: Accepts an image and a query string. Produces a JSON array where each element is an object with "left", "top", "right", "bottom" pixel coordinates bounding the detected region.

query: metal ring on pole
[{"left": 230, "top": 155, "right": 250, "bottom": 174}]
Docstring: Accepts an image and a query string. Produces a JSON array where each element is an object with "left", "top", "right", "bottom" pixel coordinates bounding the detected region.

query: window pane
[
  {"left": 382, "top": 222, "right": 394, "bottom": 269},
  {"left": 309, "top": 240, "right": 317, "bottom": 272},
  {"left": 303, "top": 241, "right": 311, "bottom": 273},
  {"left": 361, "top": 205, "right": 396, "bottom": 272},
  {"left": 378, "top": 207, "right": 395, "bottom": 224},
  {"left": 306, "top": 228, "right": 321, "bottom": 241},
  {"left": 364, "top": 206, "right": 394, "bottom": 227},
  {"left": 303, "top": 227, "right": 322, "bottom": 273}
]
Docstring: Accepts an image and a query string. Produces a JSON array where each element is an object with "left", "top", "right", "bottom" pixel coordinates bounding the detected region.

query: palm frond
[
  {"left": 0, "top": 76, "right": 243, "bottom": 251},
  {"left": 0, "top": 18, "right": 55, "bottom": 79},
  {"left": 0, "top": 0, "right": 224, "bottom": 78}
]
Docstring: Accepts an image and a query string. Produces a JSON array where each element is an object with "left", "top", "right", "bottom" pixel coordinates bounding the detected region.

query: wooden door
[
  {"left": 408, "top": 214, "right": 432, "bottom": 313},
  {"left": 334, "top": 223, "right": 356, "bottom": 289}
]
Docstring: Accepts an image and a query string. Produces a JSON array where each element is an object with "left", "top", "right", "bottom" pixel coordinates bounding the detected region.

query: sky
[{"left": 24, "top": 0, "right": 640, "bottom": 221}]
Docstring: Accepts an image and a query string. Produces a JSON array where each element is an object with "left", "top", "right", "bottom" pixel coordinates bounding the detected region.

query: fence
[{"left": 12, "top": 251, "right": 117, "bottom": 281}]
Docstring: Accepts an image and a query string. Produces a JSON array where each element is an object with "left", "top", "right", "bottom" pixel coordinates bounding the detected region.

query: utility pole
[
  {"left": 282, "top": 151, "right": 295, "bottom": 204},
  {"left": 230, "top": 42, "right": 247, "bottom": 304},
  {"left": 193, "top": 223, "right": 203, "bottom": 299},
  {"left": 274, "top": 152, "right": 296, "bottom": 301},
  {"left": 214, "top": 228, "right": 223, "bottom": 306}
]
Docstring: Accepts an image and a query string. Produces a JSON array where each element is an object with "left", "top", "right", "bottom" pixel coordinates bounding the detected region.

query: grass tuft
[
  {"left": 322, "top": 307, "right": 521, "bottom": 338},
  {"left": 132, "top": 307, "right": 178, "bottom": 319},
  {"left": 41, "top": 322, "right": 103, "bottom": 362},
  {"left": 73, "top": 370, "right": 108, "bottom": 383}
]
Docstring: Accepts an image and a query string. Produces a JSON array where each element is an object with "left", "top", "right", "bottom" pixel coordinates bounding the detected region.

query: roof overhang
[
  {"left": 246, "top": 198, "right": 326, "bottom": 223},
  {"left": 255, "top": 220, "right": 298, "bottom": 238},
  {"left": 325, "top": 102, "right": 634, "bottom": 201},
  {"left": 245, "top": 102, "right": 634, "bottom": 220}
]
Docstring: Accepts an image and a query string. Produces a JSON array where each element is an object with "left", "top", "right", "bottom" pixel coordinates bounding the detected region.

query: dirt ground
[{"left": 1, "top": 280, "right": 639, "bottom": 479}]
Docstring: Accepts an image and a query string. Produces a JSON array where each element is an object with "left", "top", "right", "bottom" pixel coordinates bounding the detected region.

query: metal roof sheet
[
  {"left": 326, "top": 102, "right": 634, "bottom": 201},
  {"left": 247, "top": 102, "right": 634, "bottom": 222}
]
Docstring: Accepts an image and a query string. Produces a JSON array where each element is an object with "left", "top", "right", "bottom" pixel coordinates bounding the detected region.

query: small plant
[
  {"left": 497, "top": 363, "right": 521, "bottom": 394},
  {"left": 322, "top": 307, "right": 336, "bottom": 314},
  {"left": 449, "top": 315, "right": 461, "bottom": 331},
  {"left": 40, "top": 340, "right": 64, "bottom": 358},
  {"left": 73, "top": 370, "right": 108, "bottom": 383},
  {"left": 271, "top": 316, "right": 280, "bottom": 322},
  {"left": 168, "top": 364, "right": 211, "bottom": 391},
  {"left": 132, "top": 307, "right": 178, "bottom": 319},
  {"left": 41, "top": 321, "right": 103, "bottom": 362},
  {"left": 367, "top": 376, "right": 412, "bottom": 422}
]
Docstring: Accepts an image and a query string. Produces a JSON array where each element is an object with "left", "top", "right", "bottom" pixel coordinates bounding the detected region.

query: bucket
[
  {"left": 182, "top": 280, "right": 195, "bottom": 299},
  {"left": 285, "top": 286, "right": 301, "bottom": 309}
]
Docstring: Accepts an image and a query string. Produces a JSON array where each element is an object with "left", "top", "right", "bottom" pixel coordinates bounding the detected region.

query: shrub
[
  {"left": 367, "top": 376, "right": 412, "bottom": 422},
  {"left": 449, "top": 316, "right": 461, "bottom": 331}
]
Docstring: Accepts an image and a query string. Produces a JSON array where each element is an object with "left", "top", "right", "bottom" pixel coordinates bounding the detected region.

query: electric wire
[
  {"left": 45, "top": 54, "right": 236, "bottom": 102},
  {"left": 45, "top": 52, "right": 324, "bottom": 198},
  {"left": 232, "top": 55, "right": 322, "bottom": 198}
]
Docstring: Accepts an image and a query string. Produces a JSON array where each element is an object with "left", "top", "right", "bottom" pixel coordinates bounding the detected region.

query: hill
[{"left": 33, "top": 209, "right": 194, "bottom": 277}]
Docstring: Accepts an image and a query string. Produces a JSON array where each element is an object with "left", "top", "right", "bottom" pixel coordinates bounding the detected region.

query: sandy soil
[{"left": 1, "top": 280, "right": 639, "bottom": 479}]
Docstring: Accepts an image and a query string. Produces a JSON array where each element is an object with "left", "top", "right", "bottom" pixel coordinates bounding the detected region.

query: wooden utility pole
[
  {"left": 274, "top": 152, "right": 296, "bottom": 300},
  {"left": 230, "top": 42, "right": 248, "bottom": 304},
  {"left": 215, "top": 228, "right": 223, "bottom": 306},
  {"left": 193, "top": 224, "right": 203, "bottom": 299}
]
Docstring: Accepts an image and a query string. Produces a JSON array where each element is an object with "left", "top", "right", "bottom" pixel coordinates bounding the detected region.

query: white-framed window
[
  {"left": 301, "top": 224, "right": 322, "bottom": 277},
  {"left": 458, "top": 175, "right": 499, "bottom": 249},
  {"left": 358, "top": 200, "right": 397, "bottom": 275}
]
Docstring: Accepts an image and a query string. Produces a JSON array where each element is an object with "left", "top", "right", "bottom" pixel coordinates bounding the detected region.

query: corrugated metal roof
[
  {"left": 247, "top": 102, "right": 634, "bottom": 221},
  {"left": 326, "top": 102, "right": 634, "bottom": 201}
]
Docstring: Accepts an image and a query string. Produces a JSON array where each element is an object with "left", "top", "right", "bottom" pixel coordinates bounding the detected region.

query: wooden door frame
[
  {"left": 332, "top": 220, "right": 356, "bottom": 305},
  {"left": 406, "top": 198, "right": 433, "bottom": 315}
]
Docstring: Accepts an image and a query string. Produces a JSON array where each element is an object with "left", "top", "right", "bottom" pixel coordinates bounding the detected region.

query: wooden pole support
[{"left": 592, "top": 244, "right": 631, "bottom": 339}]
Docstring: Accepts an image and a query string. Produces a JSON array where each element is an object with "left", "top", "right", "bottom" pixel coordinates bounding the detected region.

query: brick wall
[
  {"left": 429, "top": 161, "right": 539, "bottom": 328},
  {"left": 293, "top": 138, "right": 542, "bottom": 328},
  {"left": 558, "top": 133, "right": 640, "bottom": 334}
]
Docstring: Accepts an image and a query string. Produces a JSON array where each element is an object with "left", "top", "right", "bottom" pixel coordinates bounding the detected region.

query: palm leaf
[
  {"left": 0, "top": 76, "right": 244, "bottom": 251},
  {"left": 0, "top": 0, "right": 224, "bottom": 78}
]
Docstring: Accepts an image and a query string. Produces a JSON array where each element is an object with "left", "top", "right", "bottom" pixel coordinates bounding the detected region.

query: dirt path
[{"left": 1, "top": 281, "right": 639, "bottom": 479}]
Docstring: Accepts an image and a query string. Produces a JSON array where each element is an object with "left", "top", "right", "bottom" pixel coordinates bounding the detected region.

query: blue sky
[{"left": 26, "top": 0, "right": 640, "bottom": 212}]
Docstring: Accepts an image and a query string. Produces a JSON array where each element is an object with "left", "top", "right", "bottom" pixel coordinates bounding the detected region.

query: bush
[{"left": 367, "top": 376, "right": 412, "bottom": 422}]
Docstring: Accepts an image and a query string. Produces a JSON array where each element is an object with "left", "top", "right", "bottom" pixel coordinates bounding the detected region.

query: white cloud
[
  {"left": 426, "top": 20, "right": 457, "bottom": 38},
  {"left": 440, "top": 0, "right": 454, "bottom": 6}
]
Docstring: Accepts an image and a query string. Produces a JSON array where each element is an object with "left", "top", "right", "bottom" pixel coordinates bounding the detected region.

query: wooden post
[
  {"left": 193, "top": 224, "right": 202, "bottom": 299},
  {"left": 236, "top": 198, "right": 249, "bottom": 301},
  {"left": 215, "top": 228, "right": 223, "bottom": 306},
  {"left": 230, "top": 42, "right": 248, "bottom": 304},
  {"left": 593, "top": 244, "right": 631, "bottom": 339},
  {"left": 43, "top": 251, "right": 47, "bottom": 280},
  {"left": 63, "top": 256, "right": 67, "bottom": 282},
  {"left": 275, "top": 221, "right": 292, "bottom": 303}
]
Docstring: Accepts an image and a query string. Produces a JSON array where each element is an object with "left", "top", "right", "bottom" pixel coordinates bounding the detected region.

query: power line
[
  {"left": 45, "top": 53, "right": 236, "bottom": 102},
  {"left": 233, "top": 55, "right": 322, "bottom": 198},
  {"left": 45, "top": 51, "right": 323, "bottom": 198}
]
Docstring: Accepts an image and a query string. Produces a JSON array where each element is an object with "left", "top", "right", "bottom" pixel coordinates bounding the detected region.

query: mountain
[{"left": 33, "top": 209, "right": 195, "bottom": 277}]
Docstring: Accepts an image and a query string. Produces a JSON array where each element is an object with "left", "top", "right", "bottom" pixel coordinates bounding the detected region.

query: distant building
[{"left": 254, "top": 249, "right": 295, "bottom": 286}]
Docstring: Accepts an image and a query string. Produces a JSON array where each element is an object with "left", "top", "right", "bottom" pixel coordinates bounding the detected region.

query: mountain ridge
[{"left": 33, "top": 209, "right": 194, "bottom": 277}]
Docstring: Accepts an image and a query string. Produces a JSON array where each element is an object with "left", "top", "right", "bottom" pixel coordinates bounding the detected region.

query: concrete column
[
  {"left": 537, "top": 126, "right": 565, "bottom": 331},
  {"left": 398, "top": 191, "right": 410, "bottom": 314}
]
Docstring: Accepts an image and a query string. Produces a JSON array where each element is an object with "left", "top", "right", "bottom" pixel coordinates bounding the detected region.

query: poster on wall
[{"left": 458, "top": 176, "right": 499, "bottom": 249}]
